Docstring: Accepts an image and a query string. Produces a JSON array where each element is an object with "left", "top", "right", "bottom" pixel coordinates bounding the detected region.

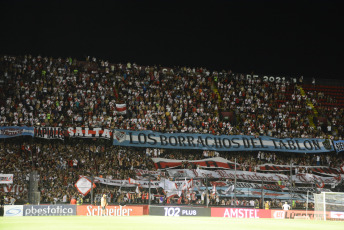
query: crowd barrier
[{"left": 3, "top": 205, "right": 344, "bottom": 220}]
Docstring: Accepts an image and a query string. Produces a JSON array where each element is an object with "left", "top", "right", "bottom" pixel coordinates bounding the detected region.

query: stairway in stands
[
  {"left": 296, "top": 85, "right": 317, "bottom": 129},
  {"left": 211, "top": 81, "right": 222, "bottom": 117}
]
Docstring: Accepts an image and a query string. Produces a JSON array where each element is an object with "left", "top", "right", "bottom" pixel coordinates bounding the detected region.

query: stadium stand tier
[{"left": 1, "top": 55, "right": 344, "bottom": 210}]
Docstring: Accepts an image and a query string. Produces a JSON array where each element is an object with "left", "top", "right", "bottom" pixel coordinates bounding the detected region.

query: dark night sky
[{"left": 1, "top": 0, "right": 343, "bottom": 80}]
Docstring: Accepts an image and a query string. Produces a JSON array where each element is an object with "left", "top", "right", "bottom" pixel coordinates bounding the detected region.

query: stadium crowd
[
  {"left": 1, "top": 55, "right": 344, "bottom": 209},
  {"left": 1, "top": 54, "right": 343, "bottom": 139}
]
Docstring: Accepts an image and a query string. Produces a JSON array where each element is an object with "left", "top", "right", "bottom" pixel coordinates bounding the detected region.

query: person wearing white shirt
[
  {"left": 282, "top": 202, "right": 290, "bottom": 210},
  {"left": 101, "top": 194, "right": 108, "bottom": 216}
]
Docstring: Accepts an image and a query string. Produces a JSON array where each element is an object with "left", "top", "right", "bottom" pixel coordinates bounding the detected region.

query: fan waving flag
[
  {"left": 115, "top": 104, "right": 127, "bottom": 114},
  {"left": 212, "top": 184, "right": 216, "bottom": 195},
  {"left": 181, "top": 178, "right": 193, "bottom": 192},
  {"left": 129, "top": 178, "right": 140, "bottom": 186}
]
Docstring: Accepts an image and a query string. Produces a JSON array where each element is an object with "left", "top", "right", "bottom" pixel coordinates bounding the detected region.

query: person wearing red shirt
[{"left": 70, "top": 197, "right": 77, "bottom": 205}]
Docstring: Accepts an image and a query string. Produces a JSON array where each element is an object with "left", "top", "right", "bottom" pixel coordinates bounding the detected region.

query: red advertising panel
[
  {"left": 77, "top": 205, "right": 143, "bottom": 216},
  {"left": 271, "top": 210, "right": 331, "bottom": 220},
  {"left": 211, "top": 208, "right": 271, "bottom": 218}
]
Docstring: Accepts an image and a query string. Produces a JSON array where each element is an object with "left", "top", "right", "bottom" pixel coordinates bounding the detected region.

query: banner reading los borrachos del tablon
[{"left": 113, "top": 129, "right": 333, "bottom": 153}]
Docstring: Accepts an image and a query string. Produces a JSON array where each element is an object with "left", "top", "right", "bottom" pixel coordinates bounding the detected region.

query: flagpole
[
  {"left": 91, "top": 176, "right": 94, "bottom": 204},
  {"left": 148, "top": 174, "right": 151, "bottom": 206},
  {"left": 306, "top": 190, "right": 309, "bottom": 216},
  {"left": 206, "top": 175, "right": 208, "bottom": 208},
  {"left": 234, "top": 157, "right": 237, "bottom": 207}
]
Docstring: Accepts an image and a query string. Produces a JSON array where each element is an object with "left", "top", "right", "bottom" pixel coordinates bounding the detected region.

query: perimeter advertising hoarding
[
  {"left": 4, "top": 205, "right": 23, "bottom": 217},
  {"left": 330, "top": 211, "right": 344, "bottom": 219},
  {"left": 77, "top": 205, "right": 143, "bottom": 216},
  {"left": 149, "top": 206, "right": 211, "bottom": 217},
  {"left": 23, "top": 205, "right": 77, "bottom": 216},
  {"left": 271, "top": 210, "right": 330, "bottom": 220},
  {"left": 211, "top": 208, "right": 271, "bottom": 218}
]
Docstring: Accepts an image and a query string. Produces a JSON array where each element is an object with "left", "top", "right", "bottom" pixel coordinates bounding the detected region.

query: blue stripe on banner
[
  {"left": 113, "top": 129, "right": 334, "bottom": 153},
  {"left": 0, "top": 126, "right": 35, "bottom": 138}
]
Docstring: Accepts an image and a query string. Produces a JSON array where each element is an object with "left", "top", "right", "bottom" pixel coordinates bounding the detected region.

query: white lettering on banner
[
  {"left": 167, "top": 169, "right": 342, "bottom": 185},
  {"left": 25, "top": 206, "right": 73, "bottom": 216},
  {"left": 223, "top": 209, "right": 259, "bottom": 218},
  {"left": 67, "top": 127, "right": 112, "bottom": 139},
  {"left": 95, "top": 177, "right": 162, "bottom": 188},
  {"left": 164, "top": 207, "right": 181, "bottom": 217},
  {"left": 119, "top": 130, "right": 331, "bottom": 153},
  {"left": 86, "top": 206, "right": 133, "bottom": 216},
  {"left": 182, "top": 210, "right": 197, "bottom": 216}
]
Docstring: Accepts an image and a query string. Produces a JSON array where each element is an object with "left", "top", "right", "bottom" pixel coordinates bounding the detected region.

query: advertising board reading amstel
[{"left": 211, "top": 208, "right": 271, "bottom": 218}]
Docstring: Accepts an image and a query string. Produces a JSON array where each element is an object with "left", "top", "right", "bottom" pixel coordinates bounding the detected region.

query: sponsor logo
[
  {"left": 24, "top": 205, "right": 76, "bottom": 216},
  {"left": 149, "top": 206, "right": 210, "bottom": 217},
  {"left": 211, "top": 208, "right": 271, "bottom": 218},
  {"left": 77, "top": 205, "right": 143, "bottom": 216},
  {"left": 330, "top": 212, "right": 344, "bottom": 219},
  {"left": 114, "top": 131, "right": 126, "bottom": 143},
  {"left": 87, "top": 205, "right": 132, "bottom": 216},
  {"left": 284, "top": 210, "right": 329, "bottom": 219},
  {"left": 4, "top": 205, "right": 23, "bottom": 217},
  {"left": 5, "top": 208, "right": 22, "bottom": 216},
  {"left": 223, "top": 208, "right": 259, "bottom": 218},
  {"left": 273, "top": 211, "right": 285, "bottom": 219}
]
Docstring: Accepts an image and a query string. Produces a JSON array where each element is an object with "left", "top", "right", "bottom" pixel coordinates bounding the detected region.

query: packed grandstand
[{"left": 1, "top": 54, "right": 344, "bottom": 211}]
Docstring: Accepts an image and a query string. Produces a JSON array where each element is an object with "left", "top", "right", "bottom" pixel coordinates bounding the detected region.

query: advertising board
[
  {"left": 23, "top": 205, "right": 77, "bottom": 216},
  {"left": 271, "top": 210, "right": 331, "bottom": 220},
  {"left": 211, "top": 208, "right": 271, "bottom": 218},
  {"left": 77, "top": 205, "right": 143, "bottom": 216},
  {"left": 149, "top": 206, "right": 211, "bottom": 217},
  {"left": 330, "top": 211, "right": 344, "bottom": 219},
  {"left": 4, "top": 205, "right": 23, "bottom": 217}
]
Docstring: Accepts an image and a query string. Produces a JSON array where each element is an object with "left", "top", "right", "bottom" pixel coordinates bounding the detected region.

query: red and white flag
[
  {"left": 181, "top": 178, "right": 193, "bottom": 191},
  {"left": 135, "top": 185, "right": 140, "bottom": 194},
  {"left": 115, "top": 104, "right": 127, "bottom": 114},
  {"left": 159, "top": 178, "right": 179, "bottom": 198},
  {"left": 74, "top": 176, "right": 96, "bottom": 196},
  {"left": 340, "top": 163, "right": 344, "bottom": 174},
  {"left": 128, "top": 178, "right": 140, "bottom": 185}
]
